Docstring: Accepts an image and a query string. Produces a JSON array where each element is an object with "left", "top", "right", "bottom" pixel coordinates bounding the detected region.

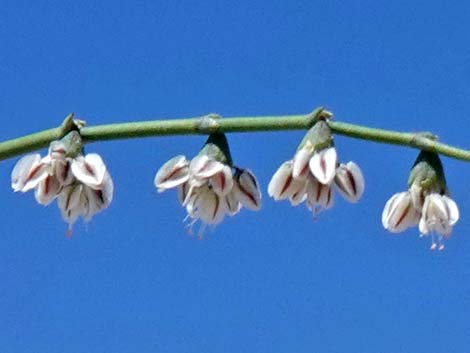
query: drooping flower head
[
  {"left": 382, "top": 150, "right": 459, "bottom": 250},
  {"left": 268, "top": 109, "right": 365, "bottom": 215},
  {"left": 11, "top": 130, "right": 113, "bottom": 236},
  {"left": 155, "top": 131, "right": 261, "bottom": 237}
]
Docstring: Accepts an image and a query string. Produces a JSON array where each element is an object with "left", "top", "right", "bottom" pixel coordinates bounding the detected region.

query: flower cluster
[
  {"left": 382, "top": 151, "right": 459, "bottom": 250},
  {"left": 268, "top": 119, "right": 365, "bottom": 214},
  {"left": 154, "top": 133, "right": 261, "bottom": 236},
  {"left": 9, "top": 111, "right": 460, "bottom": 251},
  {"left": 11, "top": 131, "right": 113, "bottom": 235}
]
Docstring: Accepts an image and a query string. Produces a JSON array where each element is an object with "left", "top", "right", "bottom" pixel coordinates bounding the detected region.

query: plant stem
[{"left": 0, "top": 111, "right": 469, "bottom": 162}]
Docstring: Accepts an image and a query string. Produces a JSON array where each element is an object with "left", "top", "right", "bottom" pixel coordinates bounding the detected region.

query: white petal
[
  {"left": 289, "top": 180, "right": 307, "bottom": 206},
  {"left": 309, "top": 147, "right": 337, "bottom": 185},
  {"left": 232, "top": 168, "right": 262, "bottom": 211},
  {"left": 100, "top": 171, "right": 114, "bottom": 207},
  {"left": 35, "top": 175, "right": 61, "bottom": 205},
  {"left": 443, "top": 195, "right": 459, "bottom": 226},
  {"left": 71, "top": 154, "right": 107, "bottom": 189},
  {"left": 409, "top": 183, "right": 425, "bottom": 211},
  {"left": 382, "top": 192, "right": 419, "bottom": 233},
  {"left": 193, "top": 188, "right": 226, "bottom": 225},
  {"left": 182, "top": 183, "right": 200, "bottom": 206},
  {"left": 268, "top": 161, "right": 302, "bottom": 200},
  {"left": 185, "top": 190, "right": 198, "bottom": 218},
  {"left": 209, "top": 165, "right": 234, "bottom": 196},
  {"left": 418, "top": 216, "right": 429, "bottom": 235},
  {"left": 12, "top": 154, "right": 41, "bottom": 191},
  {"left": 48, "top": 141, "right": 67, "bottom": 160},
  {"left": 154, "top": 155, "right": 189, "bottom": 191},
  {"left": 334, "top": 161, "right": 365, "bottom": 203},
  {"left": 57, "top": 184, "right": 91, "bottom": 235},
  {"left": 225, "top": 190, "right": 241, "bottom": 215},
  {"left": 11, "top": 154, "right": 49, "bottom": 192},
  {"left": 83, "top": 174, "right": 113, "bottom": 222},
  {"left": 268, "top": 161, "right": 291, "bottom": 199},
  {"left": 306, "top": 178, "right": 334, "bottom": 210},
  {"left": 190, "top": 155, "right": 225, "bottom": 180},
  {"left": 177, "top": 182, "right": 190, "bottom": 205},
  {"left": 420, "top": 194, "right": 458, "bottom": 236},
  {"left": 292, "top": 143, "right": 313, "bottom": 179},
  {"left": 58, "top": 184, "right": 84, "bottom": 213},
  {"left": 53, "top": 159, "right": 74, "bottom": 186}
]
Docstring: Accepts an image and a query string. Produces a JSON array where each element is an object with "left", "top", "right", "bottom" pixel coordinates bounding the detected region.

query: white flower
[
  {"left": 383, "top": 150, "right": 458, "bottom": 250},
  {"left": 155, "top": 154, "right": 262, "bottom": 235},
  {"left": 268, "top": 161, "right": 306, "bottom": 201},
  {"left": 382, "top": 190, "right": 459, "bottom": 250},
  {"left": 382, "top": 191, "right": 420, "bottom": 233},
  {"left": 419, "top": 193, "right": 459, "bottom": 250},
  {"left": 58, "top": 153, "right": 113, "bottom": 234},
  {"left": 58, "top": 168, "right": 113, "bottom": 235},
  {"left": 268, "top": 146, "right": 364, "bottom": 214},
  {"left": 187, "top": 155, "right": 233, "bottom": 197},
  {"left": 185, "top": 184, "right": 227, "bottom": 226},
  {"left": 306, "top": 176, "right": 334, "bottom": 212},
  {"left": 11, "top": 138, "right": 113, "bottom": 235},
  {"left": 11, "top": 141, "right": 73, "bottom": 204}
]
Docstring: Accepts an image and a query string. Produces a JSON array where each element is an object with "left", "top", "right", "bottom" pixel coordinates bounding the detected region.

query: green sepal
[
  {"left": 408, "top": 151, "right": 447, "bottom": 194},
  {"left": 198, "top": 133, "right": 233, "bottom": 166},
  {"left": 59, "top": 131, "right": 83, "bottom": 158},
  {"left": 297, "top": 119, "right": 334, "bottom": 153}
]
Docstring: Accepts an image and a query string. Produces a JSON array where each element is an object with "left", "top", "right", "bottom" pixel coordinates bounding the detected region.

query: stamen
[
  {"left": 197, "top": 223, "right": 207, "bottom": 239},
  {"left": 66, "top": 225, "right": 73, "bottom": 238}
]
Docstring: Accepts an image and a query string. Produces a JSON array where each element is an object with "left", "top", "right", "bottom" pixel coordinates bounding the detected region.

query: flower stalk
[{"left": 1, "top": 108, "right": 470, "bottom": 161}]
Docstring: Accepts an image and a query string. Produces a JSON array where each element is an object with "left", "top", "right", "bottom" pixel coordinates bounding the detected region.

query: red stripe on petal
[
  {"left": 212, "top": 195, "right": 220, "bottom": 221},
  {"left": 162, "top": 166, "right": 186, "bottom": 182},
  {"left": 239, "top": 183, "right": 258, "bottom": 207},
  {"left": 347, "top": 170, "right": 357, "bottom": 195},
  {"left": 394, "top": 204, "right": 411, "bottom": 228},
  {"left": 44, "top": 176, "right": 50, "bottom": 194},
  {"left": 280, "top": 175, "right": 293, "bottom": 196},
  {"left": 26, "top": 164, "right": 43, "bottom": 181}
]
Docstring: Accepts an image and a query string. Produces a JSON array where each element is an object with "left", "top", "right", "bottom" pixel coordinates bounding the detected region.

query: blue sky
[{"left": 2, "top": 1, "right": 470, "bottom": 352}]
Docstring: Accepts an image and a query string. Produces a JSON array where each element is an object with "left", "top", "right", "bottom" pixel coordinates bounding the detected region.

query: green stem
[{"left": 0, "top": 110, "right": 469, "bottom": 162}]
